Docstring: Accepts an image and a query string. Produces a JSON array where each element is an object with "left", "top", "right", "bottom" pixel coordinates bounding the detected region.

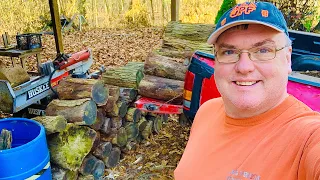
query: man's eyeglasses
[{"left": 214, "top": 44, "right": 289, "bottom": 64}]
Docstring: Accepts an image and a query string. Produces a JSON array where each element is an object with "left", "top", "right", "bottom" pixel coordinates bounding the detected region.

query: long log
[
  {"left": 144, "top": 53, "right": 188, "bottom": 81},
  {"left": 138, "top": 75, "right": 184, "bottom": 104},
  {"left": 0, "top": 61, "right": 30, "bottom": 87},
  {"left": 57, "top": 78, "right": 108, "bottom": 106},
  {"left": 102, "top": 63, "right": 144, "bottom": 89},
  {"left": 46, "top": 99, "right": 97, "bottom": 125},
  {"left": 48, "top": 124, "right": 97, "bottom": 171},
  {"left": 0, "top": 129, "right": 12, "bottom": 150},
  {"left": 32, "top": 115, "right": 67, "bottom": 135}
]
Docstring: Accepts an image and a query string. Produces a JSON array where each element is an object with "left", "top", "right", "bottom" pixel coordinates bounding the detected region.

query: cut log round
[
  {"left": 102, "top": 96, "right": 117, "bottom": 113},
  {"left": 105, "top": 147, "right": 121, "bottom": 168},
  {"left": 144, "top": 53, "right": 188, "bottom": 81},
  {"left": 91, "top": 159, "right": 105, "bottom": 179},
  {"left": 105, "top": 84, "right": 120, "bottom": 100},
  {"left": 125, "top": 122, "right": 139, "bottom": 141},
  {"left": 0, "top": 63, "right": 30, "bottom": 88},
  {"left": 93, "top": 141, "right": 112, "bottom": 160},
  {"left": 79, "top": 154, "right": 99, "bottom": 175},
  {"left": 106, "top": 100, "right": 128, "bottom": 117},
  {"left": 32, "top": 115, "right": 67, "bottom": 135},
  {"left": 57, "top": 78, "right": 108, "bottom": 106},
  {"left": 0, "top": 128, "right": 12, "bottom": 150},
  {"left": 112, "top": 127, "right": 127, "bottom": 147},
  {"left": 110, "top": 116, "right": 123, "bottom": 130},
  {"left": 78, "top": 175, "right": 95, "bottom": 180},
  {"left": 46, "top": 99, "right": 97, "bottom": 125},
  {"left": 119, "top": 87, "right": 138, "bottom": 103},
  {"left": 125, "top": 107, "right": 141, "bottom": 123},
  {"left": 138, "top": 116, "right": 148, "bottom": 133},
  {"left": 90, "top": 108, "right": 105, "bottom": 131},
  {"left": 51, "top": 164, "right": 78, "bottom": 180},
  {"left": 141, "top": 120, "right": 153, "bottom": 140},
  {"left": 48, "top": 124, "right": 97, "bottom": 171},
  {"left": 138, "top": 75, "right": 184, "bottom": 104}
]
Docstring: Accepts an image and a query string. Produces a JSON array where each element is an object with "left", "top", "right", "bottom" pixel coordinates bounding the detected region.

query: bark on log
[
  {"left": 51, "top": 165, "right": 78, "bottom": 180},
  {"left": 46, "top": 99, "right": 97, "bottom": 125},
  {"left": 48, "top": 124, "right": 97, "bottom": 171},
  {"left": 0, "top": 62, "right": 30, "bottom": 87},
  {"left": 119, "top": 87, "right": 138, "bottom": 103},
  {"left": 102, "top": 63, "right": 144, "bottom": 89},
  {"left": 144, "top": 53, "right": 188, "bottom": 81},
  {"left": 125, "top": 107, "right": 141, "bottom": 123},
  {"left": 93, "top": 141, "right": 112, "bottom": 160},
  {"left": 105, "top": 147, "right": 121, "bottom": 168},
  {"left": 106, "top": 100, "right": 128, "bottom": 117},
  {"left": 57, "top": 78, "right": 108, "bottom": 106},
  {"left": 0, "top": 129, "right": 12, "bottom": 150},
  {"left": 32, "top": 115, "right": 67, "bottom": 135},
  {"left": 100, "top": 117, "right": 112, "bottom": 135},
  {"left": 90, "top": 108, "right": 105, "bottom": 131},
  {"left": 102, "top": 96, "right": 117, "bottom": 113},
  {"left": 138, "top": 75, "right": 184, "bottom": 104}
]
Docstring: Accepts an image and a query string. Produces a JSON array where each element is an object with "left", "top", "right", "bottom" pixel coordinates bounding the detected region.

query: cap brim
[{"left": 207, "top": 20, "right": 285, "bottom": 44}]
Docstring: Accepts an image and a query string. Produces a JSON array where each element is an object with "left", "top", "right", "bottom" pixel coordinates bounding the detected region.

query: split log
[
  {"left": 91, "top": 131, "right": 101, "bottom": 152},
  {"left": 125, "top": 122, "right": 139, "bottom": 141},
  {"left": 144, "top": 53, "right": 188, "bottom": 81},
  {"left": 93, "top": 141, "right": 112, "bottom": 160},
  {"left": 51, "top": 165, "right": 78, "bottom": 180},
  {"left": 102, "top": 63, "right": 144, "bottom": 89},
  {"left": 102, "top": 96, "right": 118, "bottom": 113},
  {"left": 125, "top": 107, "right": 141, "bottom": 123},
  {"left": 32, "top": 115, "right": 67, "bottom": 135},
  {"left": 106, "top": 100, "right": 128, "bottom": 118},
  {"left": 57, "top": 78, "right": 108, "bottom": 106},
  {"left": 112, "top": 127, "right": 127, "bottom": 147},
  {"left": 119, "top": 87, "right": 138, "bottom": 103},
  {"left": 48, "top": 124, "right": 97, "bottom": 171},
  {"left": 110, "top": 116, "right": 123, "bottom": 130},
  {"left": 0, "top": 61, "right": 30, "bottom": 87},
  {"left": 138, "top": 75, "right": 184, "bottom": 104},
  {"left": 90, "top": 108, "right": 105, "bottom": 131},
  {"left": 105, "top": 147, "right": 121, "bottom": 168},
  {"left": 105, "top": 84, "right": 120, "bottom": 99},
  {"left": 141, "top": 120, "right": 153, "bottom": 140},
  {"left": 78, "top": 175, "right": 95, "bottom": 180},
  {"left": 152, "top": 115, "right": 163, "bottom": 134},
  {"left": 138, "top": 116, "right": 148, "bottom": 133},
  {"left": 0, "top": 129, "right": 12, "bottom": 150},
  {"left": 100, "top": 117, "right": 112, "bottom": 135},
  {"left": 79, "top": 154, "right": 105, "bottom": 179},
  {"left": 46, "top": 99, "right": 97, "bottom": 125}
]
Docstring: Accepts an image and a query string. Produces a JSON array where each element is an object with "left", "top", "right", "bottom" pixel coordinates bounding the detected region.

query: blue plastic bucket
[{"left": 0, "top": 118, "right": 52, "bottom": 180}]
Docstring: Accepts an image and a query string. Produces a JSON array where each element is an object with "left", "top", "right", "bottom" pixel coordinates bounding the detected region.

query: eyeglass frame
[{"left": 214, "top": 44, "right": 290, "bottom": 64}]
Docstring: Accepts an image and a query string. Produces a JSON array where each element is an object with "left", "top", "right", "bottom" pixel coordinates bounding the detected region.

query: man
[{"left": 175, "top": 1, "right": 320, "bottom": 180}]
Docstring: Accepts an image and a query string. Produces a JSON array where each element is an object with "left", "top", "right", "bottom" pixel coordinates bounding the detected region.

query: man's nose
[{"left": 235, "top": 52, "right": 255, "bottom": 74}]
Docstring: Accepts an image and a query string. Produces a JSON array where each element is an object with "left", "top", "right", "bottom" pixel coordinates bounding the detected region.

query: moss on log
[
  {"left": 32, "top": 115, "right": 67, "bottom": 135},
  {"left": 57, "top": 78, "right": 108, "bottom": 106},
  {"left": 138, "top": 75, "right": 184, "bottom": 104},
  {"left": 46, "top": 99, "right": 97, "bottom": 125},
  {"left": 144, "top": 53, "right": 188, "bottom": 81},
  {"left": 48, "top": 124, "right": 97, "bottom": 171}
]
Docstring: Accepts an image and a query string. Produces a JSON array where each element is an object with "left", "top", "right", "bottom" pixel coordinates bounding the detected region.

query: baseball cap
[{"left": 207, "top": 1, "right": 289, "bottom": 44}]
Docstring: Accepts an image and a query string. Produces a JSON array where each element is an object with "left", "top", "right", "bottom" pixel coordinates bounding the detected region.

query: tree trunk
[
  {"left": 0, "top": 64, "right": 30, "bottom": 88},
  {"left": 138, "top": 75, "right": 184, "bottom": 104},
  {"left": 0, "top": 129, "right": 12, "bottom": 150},
  {"left": 46, "top": 99, "right": 97, "bottom": 125},
  {"left": 144, "top": 53, "right": 188, "bottom": 81},
  {"left": 57, "top": 78, "right": 108, "bottom": 106},
  {"left": 48, "top": 124, "right": 97, "bottom": 171},
  {"left": 32, "top": 115, "right": 67, "bottom": 135}
]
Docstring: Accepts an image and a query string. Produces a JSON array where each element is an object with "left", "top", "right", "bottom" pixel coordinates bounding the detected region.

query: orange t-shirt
[{"left": 175, "top": 95, "right": 320, "bottom": 180}]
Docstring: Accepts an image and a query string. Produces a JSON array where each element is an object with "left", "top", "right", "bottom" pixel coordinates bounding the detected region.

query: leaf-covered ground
[{"left": 0, "top": 27, "right": 190, "bottom": 179}]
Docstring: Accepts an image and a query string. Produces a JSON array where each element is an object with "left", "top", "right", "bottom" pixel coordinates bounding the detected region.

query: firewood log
[
  {"left": 100, "top": 117, "right": 111, "bottom": 135},
  {"left": 141, "top": 120, "right": 153, "bottom": 140},
  {"left": 79, "top": 154, "right": 105, "bottom": 179},
  {"left": 106, "top": 100, "right": 128, "bottom": 117},
  {"left": 57, "top": 78, "right": 108, "bottom": 106},
  {"left": 138, "top": 75, "right": 184, "bottom": 104},
  {"left": 51, "top": 165, "right": 78, "bottom": 180},
  {"left": 144, "top": 53, "right": 188, "bottom": 81},
  {"left": 125, "top": 107, "right": 141, "bottom": 123},
  {"left": 124, "top": 122, "right": 139, "bottom": 141},
  {"left": 105, "top": 147, "right": 121, "bottom": 168},
  {"left": 91, "top": 131, "right": 101, "bottom": 152},
  {"left": 102, "top": 96, "right": 117, "bottom": 113},
  {"left": 110, "top": 116, "right": 123, "bottom": 130},
  {"left": 48, "top": 124, "right": 97, "bottom": 171},
  {"left": 145, "top": 113, "right": 163, "bottom": 134},
  {"left": 32, "top": 115, "right": 67, "bottom": 135},
  {"left": 93, "top": 141, "right": 112, "bottom": 160},
  {"left": 138, "top": 116, "right": 148, "bottom": 133},
  {"left": 105, "top": 84, "right": 120, "bottom": 100},
  {"left": 112, "top": 127, "right": 127, "bottom": 147},
  {"left": 0, "top": 61, "right": 30, "bottom": 87},
  {"left": 46, "top": 99, "right": 97, "bottom": 125},
  {"left": 0, "top": 129, "right": 12, "bottom": 150},
  {"left": 78, "top": 175, "right": 95, "bottom": 180},
  {"left": 89, "top": 108, "right": 105, "bottom": 131},
  {"left": 119, "top": 87, "right": 138, "bottom": 103},
  {"left": 91, "top": 159, "right": 105, "bottom": 179}
]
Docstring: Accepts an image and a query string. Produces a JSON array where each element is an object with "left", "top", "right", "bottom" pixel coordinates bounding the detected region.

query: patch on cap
[
  {"left": 261, "top": 10, "right": 269, "bottom": 17},
  {"left": 230, "top": 2, "right": 257, "bottom": 18}
]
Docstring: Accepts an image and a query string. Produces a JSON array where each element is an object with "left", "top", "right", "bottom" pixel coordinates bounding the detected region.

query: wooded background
[{"left": 1, "top": 0, "right": 320, "bottom": 35}]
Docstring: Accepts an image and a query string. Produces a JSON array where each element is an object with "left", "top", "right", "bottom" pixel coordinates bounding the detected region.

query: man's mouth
[{"left": 234, "top": 81, "right": 259, "bottom": 86}]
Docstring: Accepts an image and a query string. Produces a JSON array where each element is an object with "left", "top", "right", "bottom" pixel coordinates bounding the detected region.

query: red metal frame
[{"left": 135, "top": 97, "right": 183, "bottom": 114}]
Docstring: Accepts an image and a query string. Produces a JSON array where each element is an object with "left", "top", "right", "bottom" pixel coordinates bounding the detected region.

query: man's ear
[{"left": 286, "top": 46, "right": 292, "bottom": 74}]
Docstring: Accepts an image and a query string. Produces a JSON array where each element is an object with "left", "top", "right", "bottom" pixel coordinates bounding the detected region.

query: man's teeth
[{"left": 235, "top": 81, "right": 257, "bottom": 86}]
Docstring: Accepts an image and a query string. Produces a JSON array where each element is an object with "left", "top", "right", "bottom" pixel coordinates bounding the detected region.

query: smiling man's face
[{"left": 214, "top": 24, "right": 292, "bottom": 118}]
